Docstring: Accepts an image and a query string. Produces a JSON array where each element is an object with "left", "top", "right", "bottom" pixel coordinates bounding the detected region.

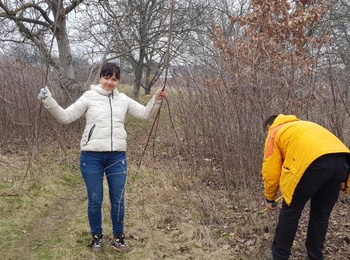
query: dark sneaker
[
  {"left": 111, "top": 234, "right": 129, "bottom": 252},
  {"left": 88, "top": 234, "right": 103, "bottom": 252}
]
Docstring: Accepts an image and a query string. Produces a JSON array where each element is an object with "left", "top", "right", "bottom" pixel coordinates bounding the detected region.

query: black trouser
[{"left": 272, "top": 153, "right": 349, "bottom": 260}]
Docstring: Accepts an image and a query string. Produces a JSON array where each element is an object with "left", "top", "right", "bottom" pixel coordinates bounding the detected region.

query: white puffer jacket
[{"left": 43, "top": 84, "right": 162, "bottom": 151}]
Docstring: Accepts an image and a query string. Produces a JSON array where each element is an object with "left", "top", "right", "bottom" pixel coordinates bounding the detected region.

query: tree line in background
[
  {"left": 1, "top": 0, "right": 350, "bottom": 201},
  {"left": 0, "top": 0, "right": 215, "bottom": 97}
]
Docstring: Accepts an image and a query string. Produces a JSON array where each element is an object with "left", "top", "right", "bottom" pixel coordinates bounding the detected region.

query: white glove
[{"left": 38, "top": 86, "right": 52, "bottom": 101}]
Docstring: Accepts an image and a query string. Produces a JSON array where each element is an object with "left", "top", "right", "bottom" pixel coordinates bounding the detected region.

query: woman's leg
[
  {"left": 80, "top": 151, "right": 105, "bottom": 235},
  {"left": 105, "top": 151, "right": 127, "bottom": 235}
]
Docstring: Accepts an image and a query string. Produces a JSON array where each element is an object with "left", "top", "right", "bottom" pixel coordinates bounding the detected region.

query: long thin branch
[
  {"left": 0, "top": 2, "right": 53, "bottom": 26},
  {"left": 0, "top": 14, "right": 51, "bottom": 27},
  {"left": 63, "top": 0, "right": 84, "bottom": 15}
]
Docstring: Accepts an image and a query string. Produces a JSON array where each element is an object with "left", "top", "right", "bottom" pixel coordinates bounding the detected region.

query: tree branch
[
  {"left": 63, "top": 0, "right": 84, "bottom": 15},
  {"left": 0, "top": 1, "right": 53, "bottom": 27},
  {"left": 0, "top": 13, "right": 51, "bottom": 27}
]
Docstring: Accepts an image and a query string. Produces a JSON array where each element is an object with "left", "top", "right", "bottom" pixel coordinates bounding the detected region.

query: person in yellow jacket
[{"left": 262, "top": 114, "right": 350, "bottom": 260}]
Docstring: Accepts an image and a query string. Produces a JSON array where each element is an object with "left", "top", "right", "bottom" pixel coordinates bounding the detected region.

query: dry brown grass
[{"left": 1, "top": 147, "right": 349, "bottom": 259}]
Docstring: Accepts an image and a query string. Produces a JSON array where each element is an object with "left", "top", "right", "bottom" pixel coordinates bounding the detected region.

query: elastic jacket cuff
[{"left": 265, "top": 198, "right": 275, "bottom": 203}]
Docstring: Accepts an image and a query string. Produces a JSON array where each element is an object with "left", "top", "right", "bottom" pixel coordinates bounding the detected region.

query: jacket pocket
[
  {"left": 308, "top": 161, "right": 328, "bottom": 170},
  {"left": 87, "top": 124, "right": 96, "bottom": 143},
  {"left": 308, "top": 155, "right": 330, "bottom": 170},
  {"left": 280, "top": 165, "right": 296, "bottom": 191},
  {"left": 280, "top": 165, "right": 293, "bottom": 179},
  {"left": 82, "top": 124, "right": 96, "bottom": 146}
]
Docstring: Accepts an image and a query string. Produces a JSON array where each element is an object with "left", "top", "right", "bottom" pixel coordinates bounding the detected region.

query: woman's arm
[
  {"left": 127, "top": 89, "right": 166, "bottom": 120},
  {"left": 41, "top": 87, "right": 88, "bottom": 124}
]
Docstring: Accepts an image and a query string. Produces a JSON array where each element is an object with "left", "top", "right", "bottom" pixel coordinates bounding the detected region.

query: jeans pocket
[{"left": 308, "top": 160, "right": 328, "bottom": 170}]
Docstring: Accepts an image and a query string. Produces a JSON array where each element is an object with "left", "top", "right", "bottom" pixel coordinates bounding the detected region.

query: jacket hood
[
  {"left": 270, "top": 114, "right": 299, "bottom": 129},
  {"left": 90, "top": 84, "right": 119, "bottom": 96}
]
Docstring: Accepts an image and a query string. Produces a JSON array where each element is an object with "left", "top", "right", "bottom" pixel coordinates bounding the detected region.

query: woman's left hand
[{"left": 155, "top": 88, "right": 167, "bottom": 100}]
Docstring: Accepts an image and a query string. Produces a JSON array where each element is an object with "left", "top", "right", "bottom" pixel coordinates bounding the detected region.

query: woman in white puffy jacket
[{"left": 38, "top": 62, "right": 167, "bottom": 252}]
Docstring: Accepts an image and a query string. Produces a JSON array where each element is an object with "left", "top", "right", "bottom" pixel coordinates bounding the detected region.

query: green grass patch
[
  {"left": 0, "top": 151, "right": 83, "bottom": 257},
  {"left": 61, "top": 171, "right": 81, "bottom": 186}
]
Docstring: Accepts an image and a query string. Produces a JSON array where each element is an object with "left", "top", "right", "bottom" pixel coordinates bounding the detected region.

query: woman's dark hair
[
  {"left": 100, "top": 62, "right": 121, "bottom": 80},
  {"left": 263, "top": 114, "right": 278, "bottom": 131}
]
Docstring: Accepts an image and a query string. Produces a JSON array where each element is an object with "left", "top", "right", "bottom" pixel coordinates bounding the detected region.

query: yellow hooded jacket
[{"left": 262, "top": 114, "right": 350, "bottom": 205}]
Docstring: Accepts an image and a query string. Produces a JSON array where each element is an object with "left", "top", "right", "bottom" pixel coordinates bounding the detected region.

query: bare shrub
[
  {"left": 0, "top": 59, "right": 83, "bottom": 155},
  {"left": 154, "top": 0, "right": 350, "bottom": 222}
]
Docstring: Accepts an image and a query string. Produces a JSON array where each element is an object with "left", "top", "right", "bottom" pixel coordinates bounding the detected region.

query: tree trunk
[
  {"left": 133, "top": 63, "right": 143, "bottom": 99},
  {"left": 55, "top": 27, "right": 80, "bottom": 94},
  {"left": 52, "top": 3, "right": 80, "bottom": 95},
  {"left": 145, "top": 68, "right": 151, "bottom": 96}
]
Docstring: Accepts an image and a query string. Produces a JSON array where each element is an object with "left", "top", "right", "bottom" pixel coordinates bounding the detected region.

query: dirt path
[{"left": 2, "top": 182, "right": 87, "bottom": 260}]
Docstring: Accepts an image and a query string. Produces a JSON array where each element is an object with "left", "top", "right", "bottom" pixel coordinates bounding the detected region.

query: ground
[{"left": 0, "top": 150, "right": 349, "bottom": 260}]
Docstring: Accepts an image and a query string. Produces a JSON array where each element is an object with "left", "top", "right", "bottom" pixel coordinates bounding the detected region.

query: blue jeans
[
  {"left": 272, "top": 153, "right": 349, "bottom": 260},
  {"left": 80, "top": 151, "right": 127, "bottom": 235}
]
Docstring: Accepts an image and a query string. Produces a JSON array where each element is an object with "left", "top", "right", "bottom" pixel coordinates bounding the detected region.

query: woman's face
[{"left": 99, "top": 73, "right": 119, "bottom": 91}]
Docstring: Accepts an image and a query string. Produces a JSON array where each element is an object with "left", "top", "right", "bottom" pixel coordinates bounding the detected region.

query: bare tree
[
  {"left": 328, "top": 0, "right": 350, "bottom": 68},
  {"left": 0, "top": 0, "right": 84, "bottom": 92},
  {"left": 74, "top": 0, "right": 212, "bottom": 98},
  {"left": 77, "top": 0, "right": 173, "bottom": 98}
]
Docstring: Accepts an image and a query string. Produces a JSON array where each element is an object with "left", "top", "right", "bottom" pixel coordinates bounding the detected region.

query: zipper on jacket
[{"left": 108, "top": 94, "right": 113, "bottom": 151}]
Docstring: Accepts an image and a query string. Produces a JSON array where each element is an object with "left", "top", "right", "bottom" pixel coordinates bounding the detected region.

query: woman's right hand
[{"left": 38, "top": 86, "right": 52, "bottom": 101}]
